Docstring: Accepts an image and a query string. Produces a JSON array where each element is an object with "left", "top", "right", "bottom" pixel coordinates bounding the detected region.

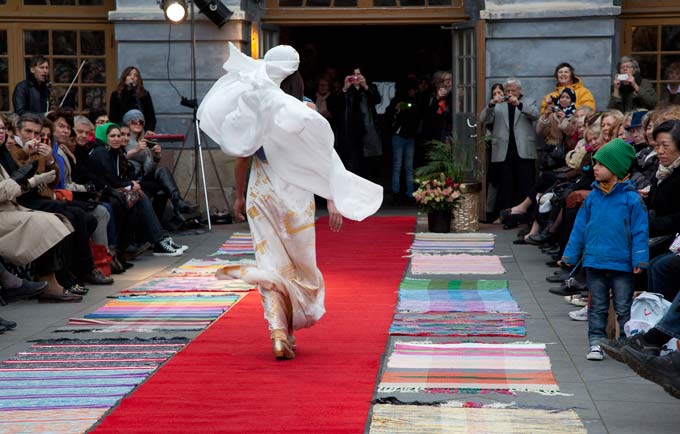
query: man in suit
[{"left": 480, "top": 77, "right": 539, "bottom": 214}]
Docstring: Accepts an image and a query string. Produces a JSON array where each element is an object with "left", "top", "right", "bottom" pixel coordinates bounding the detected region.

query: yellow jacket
[{"left": 540, "top": 78, "right": 596, "bottom": 113}]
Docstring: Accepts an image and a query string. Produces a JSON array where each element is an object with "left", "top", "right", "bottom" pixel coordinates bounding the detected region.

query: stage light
[
  {"left": 161, "top": 0, "right": 187, "bottom": 23},
  {"left": 194, "top": 0, "right": 233, "bottom": 29}
]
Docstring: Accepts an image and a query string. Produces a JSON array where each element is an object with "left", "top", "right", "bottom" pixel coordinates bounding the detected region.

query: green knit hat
[
  {"left": 593, "top": 138, "right": 636, "bottom": 179},
  {"left": 95, "top": 122, "right": 119, "bottom": 145}
]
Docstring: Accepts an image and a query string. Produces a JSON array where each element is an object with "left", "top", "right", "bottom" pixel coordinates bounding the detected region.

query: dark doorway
[{"left": 279, "top": 25, "right": 452, "bottom": 193}]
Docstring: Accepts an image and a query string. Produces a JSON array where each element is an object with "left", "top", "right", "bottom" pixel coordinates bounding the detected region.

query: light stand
[{"left": 162, "top": 0, "right": 235, "bottom": 230}]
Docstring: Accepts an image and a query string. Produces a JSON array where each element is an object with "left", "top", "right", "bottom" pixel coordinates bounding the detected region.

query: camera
[
  {"left": 552, "top": 106, "right": 559, "bottom": 112},
  {"left": 617, "top": 73, "right": 629, "bottom": 82},
  {"left": 502, "top": 95, "right": 510, "bottom": 102},
  {"left": 349, "top": 75, "right": 358, "bottom": 83}
]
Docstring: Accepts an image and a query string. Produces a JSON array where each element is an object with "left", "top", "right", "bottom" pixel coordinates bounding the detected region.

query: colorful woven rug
[
  {"left": 400, "top": 278, "right": 508, "bottom": 291},
  {"left": 60, "top": 295, "right": 245, "bottom": 332},
  {"left": 168, "top": 258, "right": 255, "bottom": 277},
  {"left": 369, "top": 405, "right": 586, "bottom": 433},
  {"left": 410, "top": 253, "right": 505, "bottom": 275},
  {"left": 396, "top": 288, "right": 520, "bottom": 313},
  {"left": 120, "top": 276, "right": 254, "bottom": 296},
  {"left": 0, "top": 339, "right": 185, "bottom": 433},
  {"left": 211, "top": 232, "right": 254, "bottom": 255},
  {"left": 378, "top": 342, "right": 560, "bottom": 395},
  {"left": 409, "top": 233, "right": 495, "bottom": 253},
  {"left": 389, "top": 312, "right": 526, "bottom": 337}
]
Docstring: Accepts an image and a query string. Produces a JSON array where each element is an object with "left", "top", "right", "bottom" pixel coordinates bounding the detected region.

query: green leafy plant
[{"left": 414, "top": 136, "right": 473, "bottom": 183}]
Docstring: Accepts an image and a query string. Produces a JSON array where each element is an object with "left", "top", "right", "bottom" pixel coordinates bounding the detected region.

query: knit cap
[
  {"left": 593, "top": 138, "right": 636, "bottom": 179},
  {"left": 122, "top": 109, "right": 145, "bottom": 126}
]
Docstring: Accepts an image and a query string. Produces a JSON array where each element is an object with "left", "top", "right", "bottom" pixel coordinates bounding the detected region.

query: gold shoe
[{"left": 271, "top": 329, "right": 295, "bottom": 360}]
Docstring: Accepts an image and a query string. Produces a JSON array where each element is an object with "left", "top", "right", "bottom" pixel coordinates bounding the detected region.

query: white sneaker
[
  {"left": 569, "top": 306, "right": 588, "bottom": 321},
  {"left": 586, "top": 345, "right": 604, "bottom": 361},
  {"left": 167, "top": 237, "right": 188, "bottom": 253},
  {"left": 568, "top": 295, "right": 588, "bottom": 307}
]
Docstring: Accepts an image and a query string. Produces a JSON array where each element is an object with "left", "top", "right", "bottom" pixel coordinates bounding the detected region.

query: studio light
[
  {"left": 194, "top": 0, "right": 233, "bottom": 29},
  {"left": 161, "top": 0, "right": 187, "bottom": 24}
]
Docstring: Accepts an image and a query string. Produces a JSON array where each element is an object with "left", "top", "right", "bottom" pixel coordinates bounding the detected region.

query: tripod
[{"left": 171, "top": 1, "right": 232, "bottom": 230}]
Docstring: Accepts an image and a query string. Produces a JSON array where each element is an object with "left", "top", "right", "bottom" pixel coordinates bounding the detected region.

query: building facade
[{"left": 1, "top": 0, "right": 679, "bottom": 209}]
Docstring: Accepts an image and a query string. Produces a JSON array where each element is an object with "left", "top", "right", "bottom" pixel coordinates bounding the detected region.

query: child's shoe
[
  {"left": 587, "top": 345, "right": 604, "bottom": 361},
  {"left": 568, "top": 306, "right": 588, "bottom": 321}
]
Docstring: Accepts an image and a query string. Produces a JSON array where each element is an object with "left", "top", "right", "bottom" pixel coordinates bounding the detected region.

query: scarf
[
  {"left": 558, "top": 88, "right": 576, "bottom": 118},
  {"left": 599, "top": 174, "right": 630, "bottom": 194},
  {"left": 656, "top": 155, "right": 680, "bottom": 184}
]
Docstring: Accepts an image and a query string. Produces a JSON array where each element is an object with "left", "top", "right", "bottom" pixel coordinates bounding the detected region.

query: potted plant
[
  {"left": 412, "top": 172, "right": 462, "bottom": 233},
  {"left": 414, "top": 137, "right": 482, "bottom": 232}
]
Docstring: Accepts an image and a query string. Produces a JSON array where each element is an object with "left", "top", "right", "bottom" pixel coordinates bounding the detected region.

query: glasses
[{"left": 129, "top": 119, "right": 145, "bottom": 126}]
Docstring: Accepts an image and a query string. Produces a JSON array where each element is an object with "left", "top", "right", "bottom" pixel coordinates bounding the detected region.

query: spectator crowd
[
  {"left": 481, "top": 56, "right": 680, "bottom": 399},
  {"left": 0, "top": 57, "right": 199, "bottom": 332}
]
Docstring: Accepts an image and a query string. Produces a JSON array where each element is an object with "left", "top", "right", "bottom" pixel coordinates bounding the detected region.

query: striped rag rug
[
  {"left": 389, "top": 312, "right": 526, "bottom": 337},
  {"left": 211, "top": 232, "right": 254, "bottom": 255},
  {"left": 369, "top": 405, "right": 586, "bottom": 434},
  {"left": 0, "top": 339, "right": 186, "bottom": 433},
  {"left": 410, "top": 253, "right": 505, "bottom": 275},
  {"left": 399, "top": 278, "right": 508, "bottom": 291},
  {"left": 409, "top": 233, "right": 495, "bottom": 253},
  {"left": 396, "top": 288, "right": 520, "bottom": 313},
  {"left": 60, "top": 294, "right": 245, "bottom": 332},
  {"left": 377, "top": 342, "right": 561, "bottom": 395},
  {"left": 119, "top": 276, "right": 254, "bottom": 296},
  {"left": 168, "top": 258, "right": 255, "bottom": 277}
]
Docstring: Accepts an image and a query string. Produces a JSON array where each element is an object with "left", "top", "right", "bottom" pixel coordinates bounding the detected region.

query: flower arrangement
[{"left": 412, "top": 172, "right": 462, "bottom": 213}]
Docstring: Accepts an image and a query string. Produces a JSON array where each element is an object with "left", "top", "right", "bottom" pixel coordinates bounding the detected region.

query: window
[
  {"left": 628, "top": 24, "right": 680, "bottom": 100},
  {"left": 0, "top": 30, "right": 8, "bottom": 111},
  {"left": 22, "top": 28, "right": 108, "bottom": 112}
]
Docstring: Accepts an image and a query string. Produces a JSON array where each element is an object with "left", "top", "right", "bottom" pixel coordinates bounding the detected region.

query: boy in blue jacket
[{"left": 562, "top": 138, "right": 649, "bottom": 361}]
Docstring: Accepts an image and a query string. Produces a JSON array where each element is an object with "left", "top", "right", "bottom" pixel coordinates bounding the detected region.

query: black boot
[{"left": 155, "top": 167, "right": 198, "bottom": 215}]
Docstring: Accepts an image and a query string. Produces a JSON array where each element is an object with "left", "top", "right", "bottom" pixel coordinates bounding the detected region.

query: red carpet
[{"left": 92, "top": 216, "right": 414, "bottom": 434}]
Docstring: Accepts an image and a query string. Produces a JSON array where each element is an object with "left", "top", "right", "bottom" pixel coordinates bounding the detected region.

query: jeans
[
  {"left": 133, "top": 195, "right": 166, "bottom": 244},
  {"left": 100, "top": 202, "right": 117, "bottom": 247},
  {"left": 586, "top": 268, "right": 634, "bottom": 346},
  {"left": 391, "top": 135, "right": 415, "bottom": 195},
  {"left": 648, "top": 252, "right": 680, "bottom": 301}
]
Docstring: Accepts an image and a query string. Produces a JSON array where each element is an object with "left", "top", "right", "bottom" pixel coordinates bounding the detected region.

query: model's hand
[
  {"left": 234, "top": 197, "right": 246, "bottom": 222},
  {"left": 327, "top": 200, "right": 343, "bottom": 232},
  {"left": 633, "top": 267, "right": 642, "bottom": 274}
]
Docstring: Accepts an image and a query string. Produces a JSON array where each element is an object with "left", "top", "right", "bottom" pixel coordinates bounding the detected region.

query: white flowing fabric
[{"left": 197, "top": 43, "right": 383, "bottom": 221}]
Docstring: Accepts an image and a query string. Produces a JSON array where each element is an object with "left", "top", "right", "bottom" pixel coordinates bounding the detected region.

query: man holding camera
[
  {"left": 480, "top": 77, "right": 539, "bottom": 214},
  {"left": 608, "top": 56, "right": 656, "bottom": 113}
]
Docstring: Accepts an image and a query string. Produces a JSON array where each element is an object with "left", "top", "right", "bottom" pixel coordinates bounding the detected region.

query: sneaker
[
  {"left": 153, "top": 238, "right": 183, "bottom": 257},
  {"left": 587, "top": 345, "right": 604, "bottom": 361},
  {"left": 167, "top": 237, "right": 188, "bottom": 253},
  {"left": 567, "top": 294, "right": 588, "bottom": 307},
  {"left": 601, "top": 334, "right": 662, "bottom": 363},
  {"left": 569, "top": 306, "right": 588, "bottom": 321}
]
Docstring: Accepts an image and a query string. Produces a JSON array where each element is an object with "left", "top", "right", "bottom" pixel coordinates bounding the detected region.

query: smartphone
[{"left": 617, "top": 74, "right": 629, "bottom": 81}]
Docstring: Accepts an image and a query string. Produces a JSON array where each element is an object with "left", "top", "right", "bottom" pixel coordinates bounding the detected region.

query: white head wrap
[{"left": 263, "top": 45, "right": 300, "bottom": 86}]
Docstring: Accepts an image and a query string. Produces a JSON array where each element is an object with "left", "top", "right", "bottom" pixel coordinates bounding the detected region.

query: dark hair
[
  {"left": 553, "top": 62, "right": 575, "bottom": 82},
  {"left": 17, "top": 113, "right": 43, "bottom": 130},
  {"left": 281, "top": 71, "right": 304, "bottom": 101},
  {"left": 87, "top": 108, "right": 108, "bottom": 125},
  {"left": 116, "top": 66, "right": 147, "bottom": 98},
  {"left": 46, "top": 108, "right": 74, "bottom": 129},
  {"left": 490, "top": 82, "right": 504, "bottom": 94},
  {"left": 29, "top": 55, "right": 48, "bottom": 69},
  {"left": 41, "top": 118, "right": 54, "bottom": 135},
  {"left": 652, "top": 120, "right": 680, "bottom": 149}
]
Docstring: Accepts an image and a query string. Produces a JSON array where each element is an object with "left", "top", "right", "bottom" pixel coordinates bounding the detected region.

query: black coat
[
  {"left": 87, "top": 140, "right": 134, "bottom": 190},
  {"left": 12, "top": 76, "right": 50, "bottom": 115},
  {"left": 647, "top": 167, "right": 680, "bottom": 238},
  {"left": 109, "top": 88, "right": 157, "bottom": 132}
]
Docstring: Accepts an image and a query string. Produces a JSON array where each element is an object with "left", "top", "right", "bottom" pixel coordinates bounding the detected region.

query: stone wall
[
  {"left": 110, "top": 0, "right": 261, "bottom": 212},
  {"left": 480, "top": 0, "right": 621, "bottom": 110}
]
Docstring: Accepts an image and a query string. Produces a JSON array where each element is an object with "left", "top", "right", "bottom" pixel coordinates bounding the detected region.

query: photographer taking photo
[{"left": 608, "top": 56, "right": 656, "bottom": 113}]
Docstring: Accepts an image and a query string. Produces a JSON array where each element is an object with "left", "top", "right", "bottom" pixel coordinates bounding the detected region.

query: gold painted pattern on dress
[
  {"left": 247, "top": 206, "right": 261, "bottom": 219},
  {"left": 255, "top": 239, "right": 267, "bottom": 254}
]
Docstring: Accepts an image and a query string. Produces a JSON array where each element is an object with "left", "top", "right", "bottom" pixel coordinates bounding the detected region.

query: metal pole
[{"left": 190, "top": 1, "right": 212, "bottom": 230}]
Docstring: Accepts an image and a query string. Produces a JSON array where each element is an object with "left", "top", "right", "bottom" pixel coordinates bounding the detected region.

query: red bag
[{"left": 90, "top": 242, "right": 112, "bottom": 277}]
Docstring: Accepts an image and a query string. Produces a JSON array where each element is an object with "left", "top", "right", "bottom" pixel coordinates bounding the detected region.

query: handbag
[
  {"left": 668, "top": 233, "right": 680, "bottom": 253},
  {"left": 120, "top": 189, "right": 142, "bottom": 209}
]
